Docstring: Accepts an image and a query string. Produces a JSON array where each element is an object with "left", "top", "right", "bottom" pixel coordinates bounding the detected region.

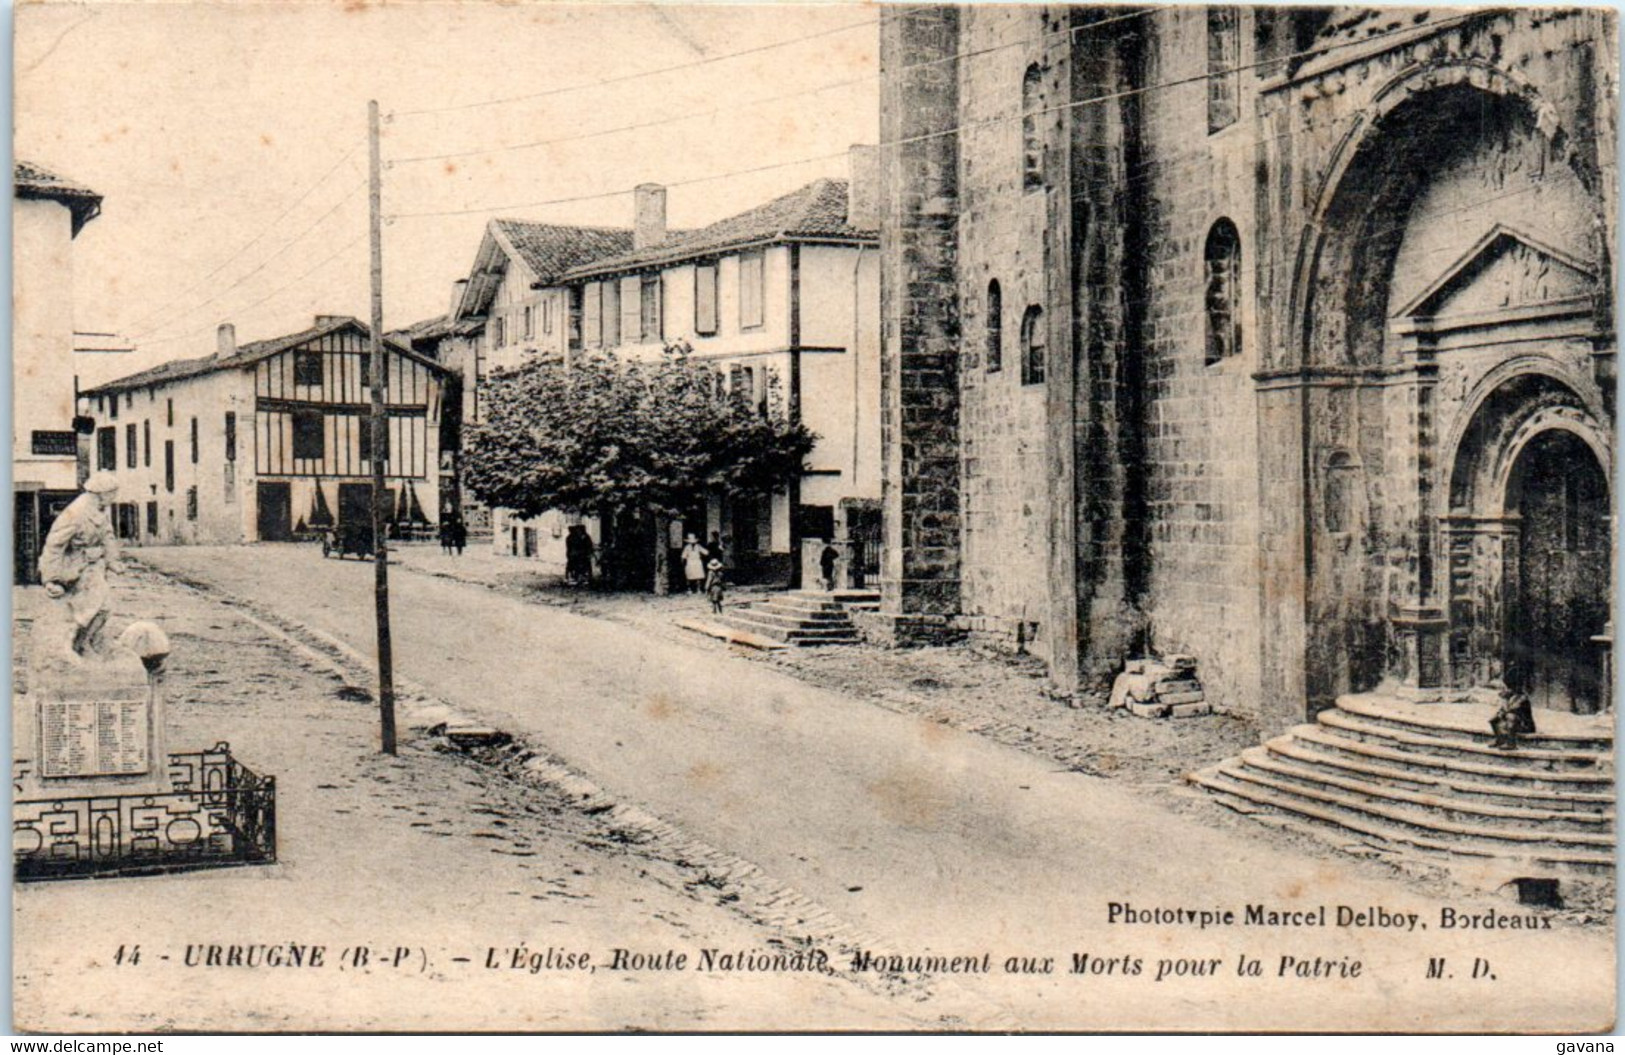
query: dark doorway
[
  {"left": 13, "top": 490, "right": 75, "bottom": 585},
  {"left": 1505, "top": 431, "right": 1609, "bottom": 713},
  {"left": 257, "top": 482, "right": 294, "bottom": 541}
]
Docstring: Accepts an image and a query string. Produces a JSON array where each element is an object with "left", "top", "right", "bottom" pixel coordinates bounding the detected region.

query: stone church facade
[{"left": 878, "top": 6, "right": 1616, "bottom": 730}]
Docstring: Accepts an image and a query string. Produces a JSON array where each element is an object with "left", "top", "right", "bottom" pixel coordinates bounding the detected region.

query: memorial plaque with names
[{"left": 38, "top": 692, "right": 151, "bottom": 779}]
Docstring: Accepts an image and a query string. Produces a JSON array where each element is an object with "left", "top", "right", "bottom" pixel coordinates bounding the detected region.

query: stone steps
[
  {"left": 1317, "top": 709, "right": 1612, "bottom": 773},
  {"left": 1261, "top": 736, "right": 1614, "bottom": 812},
  {"left": 1189, "top": 694, "right": 1616, "bottom": 876},
  {"left": 713, "top": 589, "right": 875, "bottom": 645}
]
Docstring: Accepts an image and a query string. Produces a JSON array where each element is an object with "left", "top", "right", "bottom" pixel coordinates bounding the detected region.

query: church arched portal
[{"left": 1502, "top": 429, "right": 1610, "bottom": 713}]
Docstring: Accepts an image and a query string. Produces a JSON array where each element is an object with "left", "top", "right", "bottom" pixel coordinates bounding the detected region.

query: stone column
[
  {"left": 875, "top": 5, "right": 963, "bottom": 644},
  {"left": 1388, "top": 338, "right": 1447, "bottom": 698}
]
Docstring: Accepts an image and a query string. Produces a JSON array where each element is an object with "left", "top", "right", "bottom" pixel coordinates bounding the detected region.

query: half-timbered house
[{"left": 79, "top": 315, "right": 445, "bottom": 545}]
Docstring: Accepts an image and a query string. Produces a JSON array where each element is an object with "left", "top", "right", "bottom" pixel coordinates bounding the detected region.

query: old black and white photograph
[{"left": 9, "top": 0, "right": 1618, "bottom": 1034}]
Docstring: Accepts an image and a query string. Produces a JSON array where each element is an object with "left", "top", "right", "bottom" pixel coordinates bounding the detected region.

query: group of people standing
[
  {"left": 680, "top": 532, "right": 729, "bottom": 614},
  {"left": 438, "top": 518, "right": 468, "bottom": 556}
]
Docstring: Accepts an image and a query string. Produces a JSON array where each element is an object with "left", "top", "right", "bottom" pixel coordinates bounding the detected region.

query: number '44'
[{"left": 114, "top": 944, "right": 141, "bottom": 966}]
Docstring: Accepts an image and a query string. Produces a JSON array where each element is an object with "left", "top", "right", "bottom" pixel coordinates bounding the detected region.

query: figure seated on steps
[{"left": 1489, "top": 679, "right": 1536, "bottom": 751}]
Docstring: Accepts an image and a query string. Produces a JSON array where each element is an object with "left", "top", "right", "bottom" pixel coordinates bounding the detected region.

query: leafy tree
[{"left": 464, "top": 342, "right": 815, "bottom": 589}]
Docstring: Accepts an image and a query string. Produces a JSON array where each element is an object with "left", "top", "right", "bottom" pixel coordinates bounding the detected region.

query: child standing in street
[{"left": 705, "top": 557, "right": 727, "bottom": 615}]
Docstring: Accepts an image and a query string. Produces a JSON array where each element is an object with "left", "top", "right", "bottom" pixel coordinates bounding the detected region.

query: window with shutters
[
  {"left": 1020, "top": 306, "right": 1046, "bottom": 385},
  {"left": 739, "top": 251, "right": 765, "bottom": 330},
  {"left": 224, "top": 411, "right": 237, "bottom": 463},
  {"left": 604, "top": 279, "right": 622, "bottom": 347},
  {"left": 291, "top": 409, "right": 324, "bottom": 461},
  {"left": 985, "top": 280, "right": 1003, "bottom": 372},
  {"left": 143, "top": 420, "right": 151, "bottom": 467},
  {"left": 640, "top": 274, "right": 661, "bottom": 342},
  {"left": 164, "top": 440, "right": 175, "bottom": 492},
  {"left": 584, "top": 283, "right": 602, "bottom": 347},
  {"left": 167, "top": 398, "right": 174, "bottom": 427},
  {"left": 1204, "top": 218, "right": 1242, "bottom": 365},
  {"left": 695, "top": 263, "right": 719, "bottom": 336},
  {"left": 126, "top": 423, "right": 137, "bottom": 468},
  {"left": 190, "top": 417, "right": 199, "bottom": 463},
  {"left": 1207, "top": 7, "right": 1240, "bottom": 133}
]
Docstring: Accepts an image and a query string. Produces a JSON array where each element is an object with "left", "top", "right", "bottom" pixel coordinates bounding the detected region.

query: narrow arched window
[
  {"left": 1022, "top": 64, "right": 1044, "bottom": 191},
  {"left": 1207, "top": 7, "right": 1239, "bottom": 132},
  {"left": 1021, "top": 305, "right": 1045, "bottom": 385},
  {"left": 986, "top": 280, "right": 1003, "bottom": 373},
  {"left": 1204, "top": 219, "right": 1242, "bottom": 365}
]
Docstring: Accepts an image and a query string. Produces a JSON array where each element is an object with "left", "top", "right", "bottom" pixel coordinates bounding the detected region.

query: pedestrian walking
[
  {"left": 452, "top": 518, "right": 467, "bottom": 556},
  {"left": 681, "top": 533, "right": 708, "bottom": 594},
  {"left": 705, "top": 557, "right": 727, "bottom": 615},
  {"left": 439, "top": 520, "right": 453, "bottom": 556},
  {"left": 819, "top": 541, "right": 840, "bottom": 592}
]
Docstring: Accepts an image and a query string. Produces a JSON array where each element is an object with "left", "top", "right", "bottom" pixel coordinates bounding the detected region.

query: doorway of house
[
  {"left": 256, "top": 482, "right": 294, "bottom": 542},
  {"left": 1505, "top": 429, "right": 1610, "bottom": 713}
]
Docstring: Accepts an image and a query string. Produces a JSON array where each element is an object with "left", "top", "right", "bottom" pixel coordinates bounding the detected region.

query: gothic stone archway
[{"left": 1289, "top": 69, "right": 1608, "bottom": 714}]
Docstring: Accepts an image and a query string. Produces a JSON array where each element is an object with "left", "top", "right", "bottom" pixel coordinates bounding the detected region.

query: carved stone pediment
[{"left": 1396, "top": 225, "right": 1596, "bottom": 321}]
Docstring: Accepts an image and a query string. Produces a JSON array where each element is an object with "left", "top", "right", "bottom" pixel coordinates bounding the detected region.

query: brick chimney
[
  {"left": 846, "top": 144, "right": 879, "bottom": 231},
  {"left": 217, "top": 323, "right": 236, "bottom": 358},
  {"left": 634, "top": 183, "right": 667, "bottom": 250}
]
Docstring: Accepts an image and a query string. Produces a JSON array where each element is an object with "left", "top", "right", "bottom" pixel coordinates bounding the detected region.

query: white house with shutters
[{"left": 79, "top": 316, "right": 446, "bottom": 545}]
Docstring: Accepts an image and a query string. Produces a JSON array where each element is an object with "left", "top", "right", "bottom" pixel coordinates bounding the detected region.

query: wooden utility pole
[{"left": 368, "top": 99, "right": 397, "bottom": 755}]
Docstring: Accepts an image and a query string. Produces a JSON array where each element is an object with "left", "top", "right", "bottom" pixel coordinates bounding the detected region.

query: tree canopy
[{"left": 463, "top": 344, "right": 816, "bottom": 523}]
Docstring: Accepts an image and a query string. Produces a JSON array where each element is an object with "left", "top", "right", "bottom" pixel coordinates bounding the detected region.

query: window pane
[
  {"left": 292, "top": 409, "right": 325, "bottom": 461},
  {"left": 295, "top": 349, "right": 322, "bottom": 387}
]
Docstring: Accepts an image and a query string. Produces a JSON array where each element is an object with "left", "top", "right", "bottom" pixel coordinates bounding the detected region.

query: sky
[{"left": 15, "top": 1, "right": 880, "bottom": 388}]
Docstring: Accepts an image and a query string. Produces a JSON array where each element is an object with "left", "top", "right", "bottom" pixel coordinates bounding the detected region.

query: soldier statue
[{"left": 38, "top": 471, "right": 124, "bottom": 660}]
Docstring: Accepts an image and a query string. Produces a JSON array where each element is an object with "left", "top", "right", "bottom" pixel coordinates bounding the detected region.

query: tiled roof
[
  {"left": 492, "top": 221, "right": 635, "bottom": 285},
  {"left": 84, "top": 316, "right": 442, "bottom": 396},
  {"left": 392, "top": 313, "right": 482, "bottom": 347},
  {"left": 565, "top": 178, "right": 873, "bottom": 280},
  {"left": 15, "top": 160, "right": 102, "bottom": 235}
]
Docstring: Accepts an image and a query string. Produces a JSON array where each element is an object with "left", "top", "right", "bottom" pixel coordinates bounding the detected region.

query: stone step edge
[
  {"left": 675, "top": 618, "right": 789, "bottom": 651},
  {"left": 1291, "top": 726, "right": 1614, "bottom": 786},
  {"left": 1338, "top": 695, "right": 1614, "bottom": 747},
  {"left": 719, "top": 615, "right": 860, "bottom": 640},
  {"left": 1209, "top": 762, "right": 1614, "bottom": 850},
  {"left": 1239, "top": 747, "right": 1613, "bottom": 827},
  {"left": 1190, "top": 769, "right": 1615, "bottom": 870},
  {"left": 739, "top": 605, "right": 855, "bottom": 625},
  {"left": 1264, "top": 737, "right": 1617, "bottom": 809},
  {"left": 1318, "top": 710, "right": 1613, "bottom": 768}
]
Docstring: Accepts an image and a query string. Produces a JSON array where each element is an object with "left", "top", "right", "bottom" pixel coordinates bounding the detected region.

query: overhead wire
[{"left": 125, "top": 144, "right": 364, "bottom": 335}]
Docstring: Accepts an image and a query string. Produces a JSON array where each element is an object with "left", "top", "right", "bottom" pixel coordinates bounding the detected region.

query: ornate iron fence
[{"left": 14, "top": 743, "right": 276, "bottom": 882}]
